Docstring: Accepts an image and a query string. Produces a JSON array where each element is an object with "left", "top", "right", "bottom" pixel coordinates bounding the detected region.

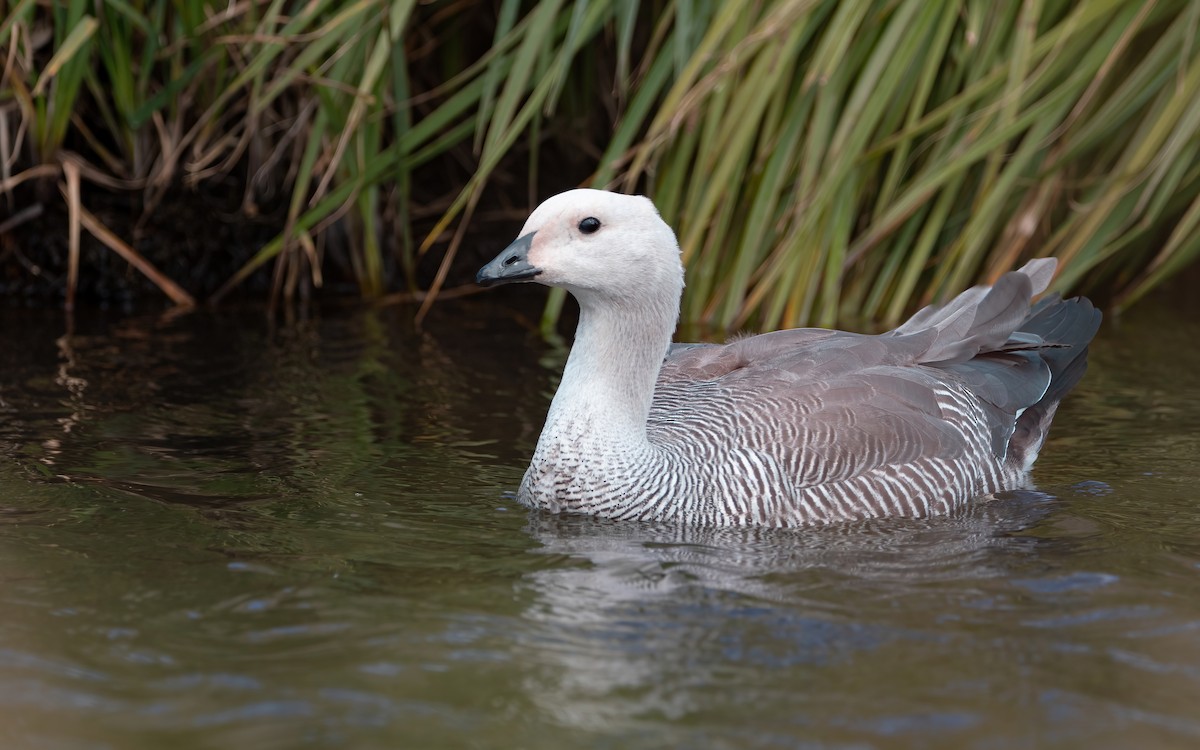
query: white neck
[{"left": 541, "top": 287, "right": 679, "bottom": 447}]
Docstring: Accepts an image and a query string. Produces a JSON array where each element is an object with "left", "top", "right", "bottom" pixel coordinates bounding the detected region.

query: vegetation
[{"left": 2, "top": 0, "right": 1199, "bottom": 330}]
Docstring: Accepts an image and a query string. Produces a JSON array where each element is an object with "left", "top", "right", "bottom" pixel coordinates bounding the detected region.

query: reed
[
  {"left": 2, "top": 1, "right": 1197, "bottom": 329},
  {"left": 578, "top": 0, "right": 1200, "bottom": 332}
]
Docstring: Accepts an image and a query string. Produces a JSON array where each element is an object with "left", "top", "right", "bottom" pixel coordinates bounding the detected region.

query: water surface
[{"left": 1, "top": 294, "right": 1198, "bottom": 749}]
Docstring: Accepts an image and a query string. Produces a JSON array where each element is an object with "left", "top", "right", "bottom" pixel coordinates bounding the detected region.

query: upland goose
[{"left": 477, "top": 189, "right": 1100, "bottom": 527}]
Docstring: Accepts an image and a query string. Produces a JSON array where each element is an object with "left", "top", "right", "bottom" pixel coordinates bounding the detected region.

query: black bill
[{"left": 476, "top": 232, "right": 541, "bottom": 287}]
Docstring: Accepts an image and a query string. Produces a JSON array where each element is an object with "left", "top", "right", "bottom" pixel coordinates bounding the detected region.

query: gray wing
[
  {"left": 653, "top": 337, "right": 972, "bottom": 488},
  {"left": 650, "top": 258, "right": 1080, "bottom": 485}
]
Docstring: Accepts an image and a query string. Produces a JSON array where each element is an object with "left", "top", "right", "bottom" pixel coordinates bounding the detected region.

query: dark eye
[{"left": 578, "top": 217, "right": 601, "bottom": 235}]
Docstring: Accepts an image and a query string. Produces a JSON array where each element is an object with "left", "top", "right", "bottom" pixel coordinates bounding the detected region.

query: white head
[{"left": 477, "top": 189, "right": 684, "bottom": 307}]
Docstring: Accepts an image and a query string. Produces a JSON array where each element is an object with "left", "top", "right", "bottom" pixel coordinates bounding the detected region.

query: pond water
[{"left": 1, "top": 290, "right": 1198, "bottom": 750}]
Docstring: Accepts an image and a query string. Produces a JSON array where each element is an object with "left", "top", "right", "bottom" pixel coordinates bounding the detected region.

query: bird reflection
[{"left": 512, "top": 491, "right": 1060, "bottom": 732}]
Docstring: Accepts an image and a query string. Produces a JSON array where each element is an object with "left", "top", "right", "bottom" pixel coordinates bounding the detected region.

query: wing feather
[{"left": 649, "top": 257, "right": 1087, "bottom": 490}]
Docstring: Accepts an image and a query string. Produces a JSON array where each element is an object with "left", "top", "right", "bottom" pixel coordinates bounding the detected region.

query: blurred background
[{"left": 2, "top": 0, "right": 1199, "bottom": 331}]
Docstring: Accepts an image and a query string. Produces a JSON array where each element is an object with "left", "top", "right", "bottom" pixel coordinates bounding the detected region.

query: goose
[{"left": 476, "top": 189, "right": 1101, "bottom": 527}]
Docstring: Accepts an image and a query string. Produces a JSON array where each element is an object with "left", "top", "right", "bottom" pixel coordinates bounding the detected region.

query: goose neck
[{"left": 548, "top": 293, "right": 676, "bottom": 438}]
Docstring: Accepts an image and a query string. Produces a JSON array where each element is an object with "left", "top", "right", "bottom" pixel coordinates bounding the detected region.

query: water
[{"left": 1, "top": 292, "right": 1198, "bottom": 750}]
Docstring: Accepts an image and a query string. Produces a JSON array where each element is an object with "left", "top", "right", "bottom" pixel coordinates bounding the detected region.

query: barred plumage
[{"left": 478, "top": 190, "right": 1101, "bottom": 527}]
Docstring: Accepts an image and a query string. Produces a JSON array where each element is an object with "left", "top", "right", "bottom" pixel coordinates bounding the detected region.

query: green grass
[{"left": 2, "top": 1, "right": 1198, "bottom": 329}]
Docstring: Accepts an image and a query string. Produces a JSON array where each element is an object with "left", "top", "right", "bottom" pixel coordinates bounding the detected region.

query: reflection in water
[
  {"left": 515, "top": 488, "right": 1200, "bottom": 746},
  {"left": 515, "top": 497, "right": 1059, "bottom": 733},
  {"left": 0, "top": 292, "right": 1197, "bottom": 749},
  {"left": 2, "top": 303, "right": 544, "bottom": 507}
]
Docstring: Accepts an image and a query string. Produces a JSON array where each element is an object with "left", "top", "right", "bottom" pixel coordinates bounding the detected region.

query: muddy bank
[{"left": 1, "top": 155, "right": 595, "bottom": 311}]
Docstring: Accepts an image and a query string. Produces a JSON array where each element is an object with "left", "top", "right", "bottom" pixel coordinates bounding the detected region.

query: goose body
[{"left": 477, "top": 189, "right": 1100, "bottom": 527}]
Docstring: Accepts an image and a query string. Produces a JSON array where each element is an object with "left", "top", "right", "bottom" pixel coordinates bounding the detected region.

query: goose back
[{"left": 627, "top": 259, "right": 1101, "bottom": 525}]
